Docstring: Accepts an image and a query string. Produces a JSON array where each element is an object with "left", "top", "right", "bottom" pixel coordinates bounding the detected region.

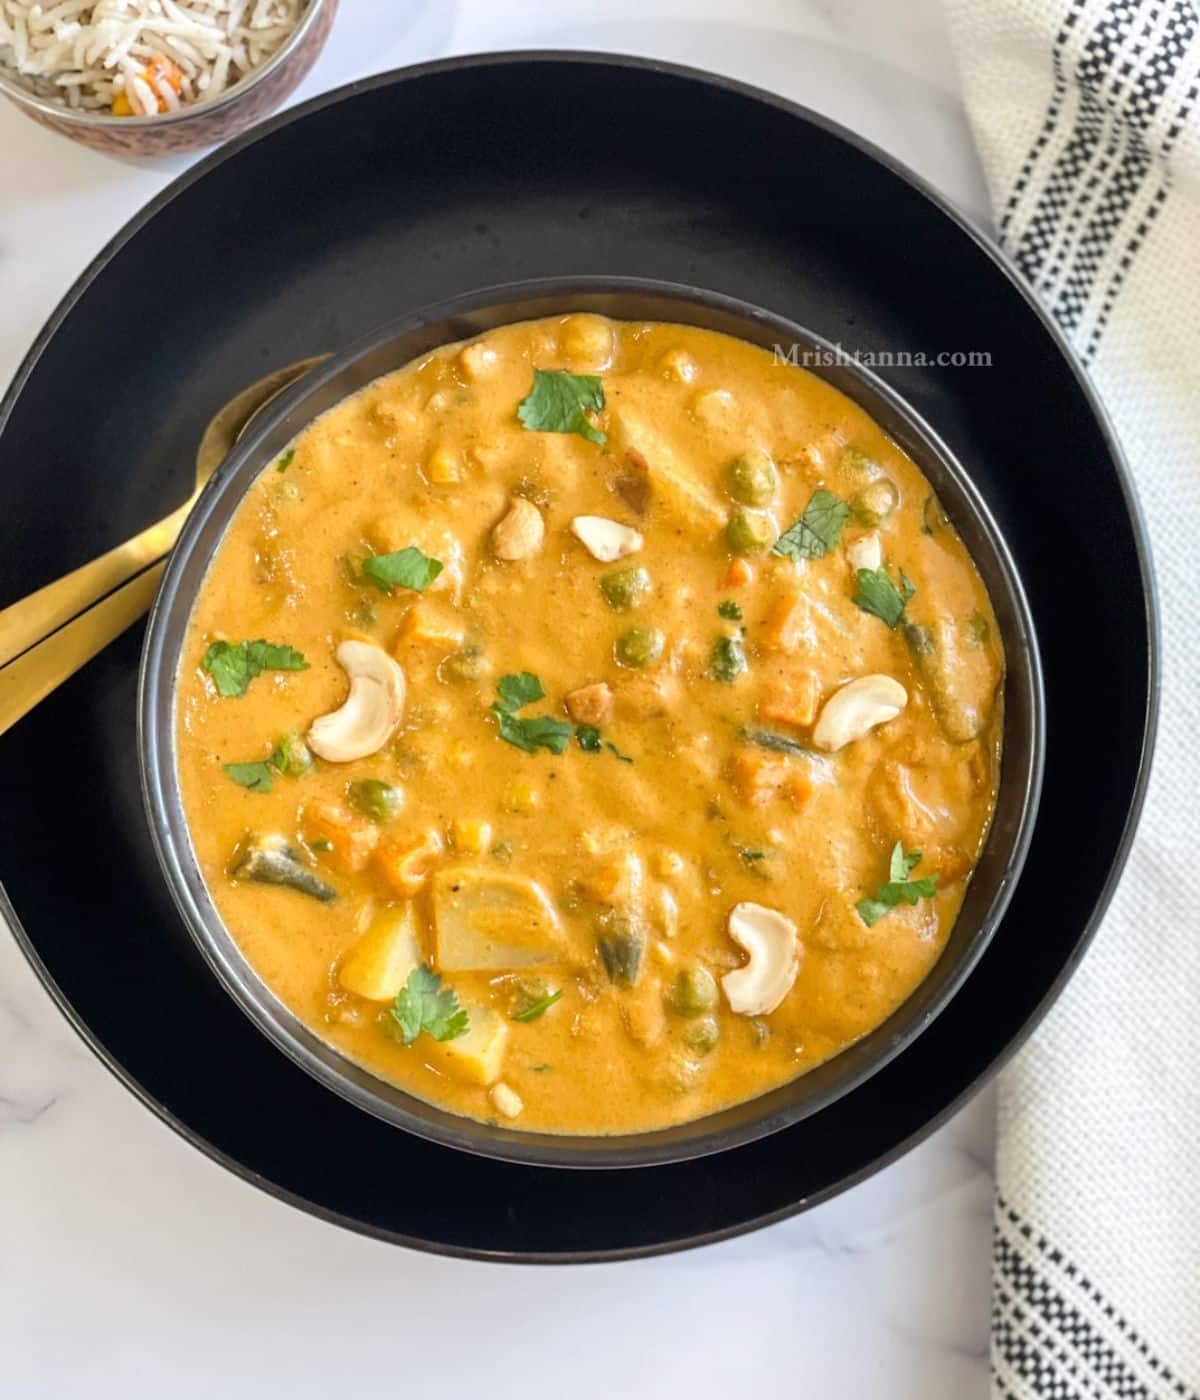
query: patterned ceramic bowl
[{"left": 0, "top": 0, "right": 337, "bottom": 156}]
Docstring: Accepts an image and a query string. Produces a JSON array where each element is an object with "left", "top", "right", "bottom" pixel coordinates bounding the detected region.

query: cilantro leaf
[
  {"left": 856, "top": 842, "right": 939, "bottom": 926},
  {"left": 711, "top": 634, "right": 747, "bottom": 684},
  {"left": 773, "top": 489, "right": 850, "bottom": 561},
  {"left": 576, "top": 725, "right": 603, "bottom": 752},
  {"left": 389, "top": 965, "right": 470, "bottom": 1046},
  {"left": 201, "top": 639, "right": 309, "bottom": 698},
  {"left": 853, "top": 567, "right": 916, "bottom": 629},
  {"left": 276, "top": 448, "right": 295, "bottom": 473},
  {"left": 717, "top": 599, "right": 743, "bottom": 621},
  {"left": 517, "top": 370, "right": 606, "bottom": 445},
  {"left": 512, "top": 988, "right": 564, "bottom": 1023},
  {"left": 361, "top": 546, "right": 443, "bottom": 594},
  {"left": 493, "top": 708, "right": 572, "bottom": 754},
  {"left": 490, "top": 672, "right": 571, "bottom": 754},
  {"left": 223, "top": 760, "right": 275, "bottom": 793},
  {"left": 495, "top": 672, "right": 545, "bottom": 713},
  {"left": 576, "top": 725, "right": 635, "bottom": 763}
]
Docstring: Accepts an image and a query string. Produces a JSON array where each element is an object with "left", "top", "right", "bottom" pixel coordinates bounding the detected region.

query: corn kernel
[
  {"left": 426, "top": 446, "right": 461, "bottom": 484},
  {"left": 444, "top": 741, "right": 474, "bottom": 770},
  {"left": 453, "top": 818, "right": 493, "bottom": 854},
  {"left": 505, "top": 781, "right": 539, "bottom": 814}
]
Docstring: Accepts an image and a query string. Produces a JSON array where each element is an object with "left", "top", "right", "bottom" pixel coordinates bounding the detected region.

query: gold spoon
[{"left": 0, "top": 355, "right": 324, "bottom": 736}]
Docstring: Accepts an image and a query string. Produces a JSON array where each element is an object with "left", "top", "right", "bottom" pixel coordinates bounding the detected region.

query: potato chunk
[
  {"left": 338, "top": 904, "right": 422, "bottom": 1001},
  {"left": 606, "top": 407, "right": 724, "bottom": 528},
  {"left": 432, "top": 867, "right": 561, "bottom": 970},
  {"left": 434, "top": 1005, "right": 508, "bottom": 1085}
]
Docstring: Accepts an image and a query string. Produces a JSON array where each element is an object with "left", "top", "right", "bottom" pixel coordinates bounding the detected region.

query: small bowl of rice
[{"left": 0, "top": 0, "right": 337, "bottom": 155}]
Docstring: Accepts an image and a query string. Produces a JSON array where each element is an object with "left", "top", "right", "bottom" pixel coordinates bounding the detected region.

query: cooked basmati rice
[{"left": 0, "top": 1, "right": 307, "bottom": 114}]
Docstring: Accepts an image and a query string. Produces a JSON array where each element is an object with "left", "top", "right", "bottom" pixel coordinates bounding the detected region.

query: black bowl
[
  {"left": 138, "top": 277, "right": 1044, "bottom": 1169},
  {"left": 0, "top": 53, "right": 1155, "bottom": 1257}
]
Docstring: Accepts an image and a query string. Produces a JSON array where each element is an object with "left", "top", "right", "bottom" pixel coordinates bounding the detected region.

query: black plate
[{"left": 0, "top": 54, "right": 1156, "bottom": 1260}]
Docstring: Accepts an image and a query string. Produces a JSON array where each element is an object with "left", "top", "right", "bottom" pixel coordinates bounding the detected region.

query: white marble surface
[{"left": 0, "top": 3, "right": 998, "bottom": 1396}]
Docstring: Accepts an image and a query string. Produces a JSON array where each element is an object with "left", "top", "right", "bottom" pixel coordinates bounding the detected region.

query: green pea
[
  {"left": 271, "top": 730, "right": 312, "bottom": 778},
  {"left": 850, "top": 477, "right": 898, "bottom": 526},
  {"left": 600, "top": 565, "right": 651, "bottom": 611},
  {"left": 722, "top": 450, "right": 778, "bottom": 507},
  {"left": 615, "top": 626, "right": 665, "bottom": 669},
  {"left": 726, "top": 508, "right": 774, "bottom": 555},
  {"left": 673, "top": 967, "right": 718, "bottom": 1017},
  {"left": 682, "top": 1015, "right": 721, "bottom": 1054},
  {"left": 439, "top": 642, "right": 488, "bottom": 684},
  {"left": 347, "top": 778, "right": 403, "bottom": 824}
]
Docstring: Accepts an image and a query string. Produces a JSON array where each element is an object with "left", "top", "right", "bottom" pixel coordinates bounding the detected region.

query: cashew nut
[
  {"left": 722, "top": 902, "right": 800, "bottom": 1016},
  {"left": 570, "top": 515, "right": 643, "bottom": 562},
  {"left": 812, "top": 674, "right": 907, "bottom": 752},
  {"left": 492, "top": 497, "right": 545, "bottom": 560},
  {"left": 307, "top": 640, "right": 406, "bottom": 763},
  {"left": 846, "top": 531, "right": 883, "bottom": 572}
]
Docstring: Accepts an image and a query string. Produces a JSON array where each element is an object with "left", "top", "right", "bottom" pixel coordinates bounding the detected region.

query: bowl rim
[
  {"left": 0, "top": 0, "right": 328, "bottom": 128},
  {"left": 138, "top": 273, "right": 1046, "bottom": 1170}
]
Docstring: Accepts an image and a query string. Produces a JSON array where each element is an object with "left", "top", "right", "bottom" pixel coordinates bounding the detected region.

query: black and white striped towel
[{"left": 943, "top": 2, "right": 1200, "bottom": 1396}]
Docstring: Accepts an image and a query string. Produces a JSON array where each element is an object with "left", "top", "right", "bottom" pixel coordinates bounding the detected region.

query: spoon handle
[
  {"left": 0, "top": 502, "right": 188, "bottom": 669},
  {"left": 0, "top": 559, "right": 166, "bottom": 736}
]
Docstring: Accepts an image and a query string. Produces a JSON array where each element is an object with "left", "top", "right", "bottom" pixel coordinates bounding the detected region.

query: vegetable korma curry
[{"left": 176, "top": 315, "right": 1004, "bottom": 1135}]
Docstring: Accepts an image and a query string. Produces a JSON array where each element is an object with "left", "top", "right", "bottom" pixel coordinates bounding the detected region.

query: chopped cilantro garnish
[
  {"left": 853, "top": 566, "right": 916, "bottom": 629},
  {"left": 856, "top": 843, "right": 939, "bottom": 927},
  {"left": 389, "top": 965, "right": 470, "bottom": 1046},
  {"left": 223, "top": 760, "right": 275, "bottom": 793},
  {"left": 361, "top": 545, "right": 443, "bottom": 594},
  {"left": 517, "top": 369, "right": 606, "bottom": 445},
  {"left": 512, "top": 989, "right": 564, "bottom": 1022},
  {"left": 718, "top": 599, "right": 743, "bottom": 620},
  {"left": 276, "top": 448, "right": 295, "bottom": 473},
  {"left": 491, "top": 672, "right": 571, "bottom": 755},
  {"left": 201, "top": 639, "right": 309, "bottom": 698},
  {"left": 576, "top": 725, "right": 634, "bottom": 763},
  {"left": 773, "top": 489, "right": 850, "bottom": 561}
]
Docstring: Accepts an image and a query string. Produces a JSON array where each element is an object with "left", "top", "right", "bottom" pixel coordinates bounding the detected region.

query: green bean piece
[
  {"left": 348, "top": 778, "right": 403, "bottom": 824},
  {"left": 849, "top": 477, "right": 899, "bottom": 526},
  {"left": 726, "top": 508, "right": 774, "bottom": 556},
  {"left": 682, "top": 1015, "right": 721, "bottom": 1054},
  {"left": 722, "top": 450, "right": 778, "bottom": 507},
  {"left": 596, "top": 914, "right": 646, "bottom": 986},
  {"left": 673, "top": 967, "right": 719, "bottom": 1017},
  {"left": 615, "top": 625, "right": 665, "bottom": 669},
  {"left": 231, "top": 835, "right": 336, "bottom": 903},
  {"left": 600, "top": 565, "right": 652, "bottom": 612}
]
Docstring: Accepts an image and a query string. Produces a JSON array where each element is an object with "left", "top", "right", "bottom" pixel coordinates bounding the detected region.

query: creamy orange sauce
[{"left": 175, "top": 315, "right": 1003, "bottom": 1135}]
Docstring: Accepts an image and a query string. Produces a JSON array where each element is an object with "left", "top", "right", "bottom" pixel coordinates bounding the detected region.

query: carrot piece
[
  {"left": 302, "top": 800, "right": 379, "bottom": 874},
  {"left": 759, "top": 669, "right": 819, "bottom": 729},
  {"left": 729, "top": 748, "right": 788, "bottom": 806},
  {"left": 785, "top": 768, "right": 815, "bottom": 808},
  {"left": 721, "top": 557, "right": 754, "bottom": 589},
  {"left": 375, "top": 828, "right": 444, "bottom": 897},
  {"left": 761, "top": 590, "right": 809, "bottom": 652}
]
